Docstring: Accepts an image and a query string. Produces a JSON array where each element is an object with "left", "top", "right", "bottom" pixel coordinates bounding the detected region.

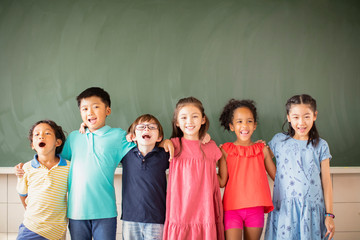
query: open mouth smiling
[{"left": 142, "top": 134, "right": 151, "bottom": 139}]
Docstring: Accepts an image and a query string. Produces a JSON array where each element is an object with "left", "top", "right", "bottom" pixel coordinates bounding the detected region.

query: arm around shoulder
[
  {"left": 263, "top": 146, "right": 276, "bottom": 181},
  {"left": 217, "top": 147, "right": 228, "bottom": 188}
]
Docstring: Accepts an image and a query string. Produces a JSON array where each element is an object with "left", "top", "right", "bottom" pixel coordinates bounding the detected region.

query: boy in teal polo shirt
[{"left": 61, "top": 87, "right": 135, "bottom": 239}]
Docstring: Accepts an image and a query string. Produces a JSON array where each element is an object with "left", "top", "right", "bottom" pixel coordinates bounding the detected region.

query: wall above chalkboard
[{"left": 0, "top": 0, "right": 359, "bottom": 166}]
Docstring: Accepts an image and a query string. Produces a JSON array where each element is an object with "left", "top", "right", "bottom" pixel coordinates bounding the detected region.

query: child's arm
[
  {"left": 217, "top": 147, "right": 228, "bottom": 188},
  {"left": 321, "top": 158, "right": 335, "bottom": 239},
  {"left": 263, "top": 146, "right": 276, "bottom": 181},
  {"left": 14, "top": 163, "right": 25, "bottom": 178},
  {"left": 159, "top": 139, "right": 174, "bottom": 161},
  {"left": 19, "top": 195, "right": 27, "bottom": 209}
]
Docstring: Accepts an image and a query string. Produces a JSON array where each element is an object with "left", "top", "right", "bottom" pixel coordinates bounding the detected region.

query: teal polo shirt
[{"left": 61, "top": 125, "right": 135, "bottom": 220}]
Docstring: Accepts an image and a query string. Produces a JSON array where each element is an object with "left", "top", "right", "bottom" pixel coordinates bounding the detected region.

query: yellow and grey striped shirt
[{"left": 17, "top": 155, "right": 70, "bottom": 240}]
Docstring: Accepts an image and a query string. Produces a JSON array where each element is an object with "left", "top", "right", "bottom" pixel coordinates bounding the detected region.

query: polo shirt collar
[
  {"left": 133, "top": 146, "right": 160, "bottom": 155},
  {"left": 85, "top": 125, "right": 111, "bottom": 136},
  {"left": 31, "top": 154, "right": 67, "bottom": 168}
]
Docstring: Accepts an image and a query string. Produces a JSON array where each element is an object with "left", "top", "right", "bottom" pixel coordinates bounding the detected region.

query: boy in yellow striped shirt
[{"left": 16, "top": 120, "right": 70, "bottom": 240}]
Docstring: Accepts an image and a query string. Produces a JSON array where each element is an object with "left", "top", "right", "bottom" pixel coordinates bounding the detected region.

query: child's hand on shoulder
[
  {"left": 79, "top": 122, "right": 87, "bottom": 134},
  {"left": 160, "top": 139, "right": 174, "bottom": 161},
  {"left": 126, "top": 133, "right": 134, "bottom": 142},
  {"left": 14, "top": 163, "right": 24, "bottom": 178},
  {"left": 255, "top": 139, "right": 267, "bottom": 145},
  {"left": 201, "top": 133, "right": 211, "bottom": 144}
]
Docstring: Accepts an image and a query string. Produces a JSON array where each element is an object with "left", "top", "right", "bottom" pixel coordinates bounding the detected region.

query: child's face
[
  {"left": 287, "top": 104, "right": 317, "bottom": 140},
  {"left": 31, "top": 123, "right": 62, "bottom": 156},
  {"left": 176, "top": 104, "right": 205, "bottom": 140},
  {"left": 79, "top": 96, "right": 111, "bottom": 132},
  {"left": 133, "top": 121, "right": 162, "bottom": 147},
  {"left": 229, "top": 107, "right": 257, "bottom": 144}
]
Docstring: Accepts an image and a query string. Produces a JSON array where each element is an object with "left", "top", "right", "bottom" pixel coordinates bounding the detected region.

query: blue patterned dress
[{"left": 265, "top": 133, "right": 332, "bottom": 240}]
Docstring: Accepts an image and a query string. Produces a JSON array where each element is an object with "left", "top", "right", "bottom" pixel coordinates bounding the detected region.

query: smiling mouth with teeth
[
  {"left": 142, "top": 134, "right": 151, "bottom": 139},
  {"left": 39, "top": 142, "right": 46, "bottom": 147}
]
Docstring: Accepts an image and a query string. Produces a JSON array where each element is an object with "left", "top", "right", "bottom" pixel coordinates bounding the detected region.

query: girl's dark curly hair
[{"left": 219, "top": 99, "right": 257, "bottom": 131}]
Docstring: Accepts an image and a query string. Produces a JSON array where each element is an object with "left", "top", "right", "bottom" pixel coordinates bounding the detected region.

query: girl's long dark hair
[
  {"left": 282, "top": 94, "right": 319, "bottom": 146},
  {"left": 171, "top": 96, "right": 209, "bottom": 156}
]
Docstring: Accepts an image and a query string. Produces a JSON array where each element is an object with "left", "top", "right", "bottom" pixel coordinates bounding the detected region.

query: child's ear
[
  {"left": 157, "top": 136, "right": 163, "bottom": 143},
  {"left": 313, "top": 111, "right": 318, "bottom": 121},
  {"left": 55, "top": 139, "right": 62, "bottom": 147},
  {"left": 229, "top": 123, "right": 235, "bottom": 132},
  {"left": 130, "top": 133, "right": 137, "bottom": 142},
  {"left": 287, "top": 114, "right": 291, "bottom": 123},
  {"left": 201, "top": 116, "right": 206, "bottom": 125},
  {"left": 106, "top": 107, "right": 111, "bottom": 117},
  {"left": 254, "top": 122, "right": 257, "bottom": 130}
]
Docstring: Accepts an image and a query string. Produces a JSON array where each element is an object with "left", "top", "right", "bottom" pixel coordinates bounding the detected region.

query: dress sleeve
[
  {"left": 268, "top": 133, "right": 281, "bottom": 153},
  {"left": 319, "top": 139, "right": 332, "bottom": 161},
  {"left": 210, "top": 140, "right": 222, "bottom": 161}
]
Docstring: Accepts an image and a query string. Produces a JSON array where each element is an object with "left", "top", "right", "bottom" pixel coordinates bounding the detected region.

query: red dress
[
  {"left": 163, "top": 138, "right": 224, "bottom": 240},
  {"left": 222, "top": 142, "right": 274, "bottom": 213}
]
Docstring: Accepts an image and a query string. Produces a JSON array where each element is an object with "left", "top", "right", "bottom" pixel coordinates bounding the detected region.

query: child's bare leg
[
  {"left": 243, "top": 227, "right": 263, "bottom": 240},
  {"left": 225, "top": 228, "right": 242, "bottom": 240}
]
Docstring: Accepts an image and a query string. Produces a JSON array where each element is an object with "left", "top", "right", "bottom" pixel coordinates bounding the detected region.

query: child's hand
[
  {"left": 161, "top": 139, "right": 174, "bottom": 161},
  {"left": 201, "top": 133, "right": 211, "bottom": 144},
  {"left": 79, "top": 122, "right": 87, "bottom": 134},
  {"left": 14, "top": 163, "right": 24, "bottom": 178},
  {"left": 126, "top": 133, "right": 134, "bottom": 142},
  {"left": 325, "top": 216, "right": 335, "bottom": 239},
  {"left": 255, "top": 139, "right": 266, "bottom": 145}
]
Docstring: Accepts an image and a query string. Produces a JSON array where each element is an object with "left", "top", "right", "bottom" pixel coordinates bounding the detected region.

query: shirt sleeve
[
  {"left": 118, "top": 131, "right": 136, "bottom": 162},
  {"left": 16, "top": 168, "right": 28, "bottom": 197},
  {"left": 61, "top": 135, "right": 72, "bottom": 161}
]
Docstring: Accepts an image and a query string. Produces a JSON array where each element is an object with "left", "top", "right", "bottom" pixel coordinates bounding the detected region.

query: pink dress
[{"left": 163, "top": 138, "right": 224, "bottom": 240}]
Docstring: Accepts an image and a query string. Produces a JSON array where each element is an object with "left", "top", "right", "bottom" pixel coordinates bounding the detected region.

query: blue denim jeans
[
  {"left": 122, "top": 221, "right": 164, "bottom": 240},
  {"left": 69, "top": 217, "right": 117, "bottom": 240},
  {"left": 17, "top": 223, "right": 48, "bottom": 240}
]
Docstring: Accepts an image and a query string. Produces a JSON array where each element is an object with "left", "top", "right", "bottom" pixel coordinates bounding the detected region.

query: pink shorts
[{"left": 224, "top": 207, "right": 264, "bottom": 230}]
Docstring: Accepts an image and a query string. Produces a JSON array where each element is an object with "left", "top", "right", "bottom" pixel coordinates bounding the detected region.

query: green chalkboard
[{"left": 0, "top": 0, "right": 359, "bottom": 167}]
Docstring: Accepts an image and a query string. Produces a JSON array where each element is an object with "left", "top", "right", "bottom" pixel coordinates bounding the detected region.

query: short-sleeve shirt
[
  {"left": 61, "top": 125, "right": 136, "bottom": 220},
  {"left": 121, "top": 146, "right": 169, "bottom": 224},
  {"left": 17, "top": 155, "right": 70, "bottom": 240}
]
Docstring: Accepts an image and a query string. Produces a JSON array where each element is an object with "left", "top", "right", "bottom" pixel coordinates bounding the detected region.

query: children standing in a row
[
  {"left": 15, "top": 91, "right": 335, "bottom": 240},
  {"left": 218, "top": 99, "right": 276, "bottom": 240},
  {"left": 264, "top": 94, "right": 335, "bottom": 240}
]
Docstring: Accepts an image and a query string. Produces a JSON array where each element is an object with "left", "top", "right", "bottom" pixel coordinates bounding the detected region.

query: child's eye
[
  {"left": 34, "top": 133, "right": 39, "bottom": 136},
  {"left": 82, "top": 108, "right": 87, "bottom": 111}
]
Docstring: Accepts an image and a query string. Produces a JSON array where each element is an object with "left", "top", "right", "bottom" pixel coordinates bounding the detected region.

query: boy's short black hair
[
  {"left": 76, "top": 87, "right": 111, "bottom": 108},
  {"left": 28, "top": 120, "right": 66, "bottom": 155}
]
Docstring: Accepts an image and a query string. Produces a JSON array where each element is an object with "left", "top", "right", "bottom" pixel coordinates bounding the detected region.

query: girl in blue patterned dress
[{"left": 265, "top": 94, "right": 335, "bottom": 240}]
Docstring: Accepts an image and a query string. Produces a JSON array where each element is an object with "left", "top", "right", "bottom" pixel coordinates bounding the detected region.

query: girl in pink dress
[{"left": 163, "top": 97, "right": 224, "bottom": 240}]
